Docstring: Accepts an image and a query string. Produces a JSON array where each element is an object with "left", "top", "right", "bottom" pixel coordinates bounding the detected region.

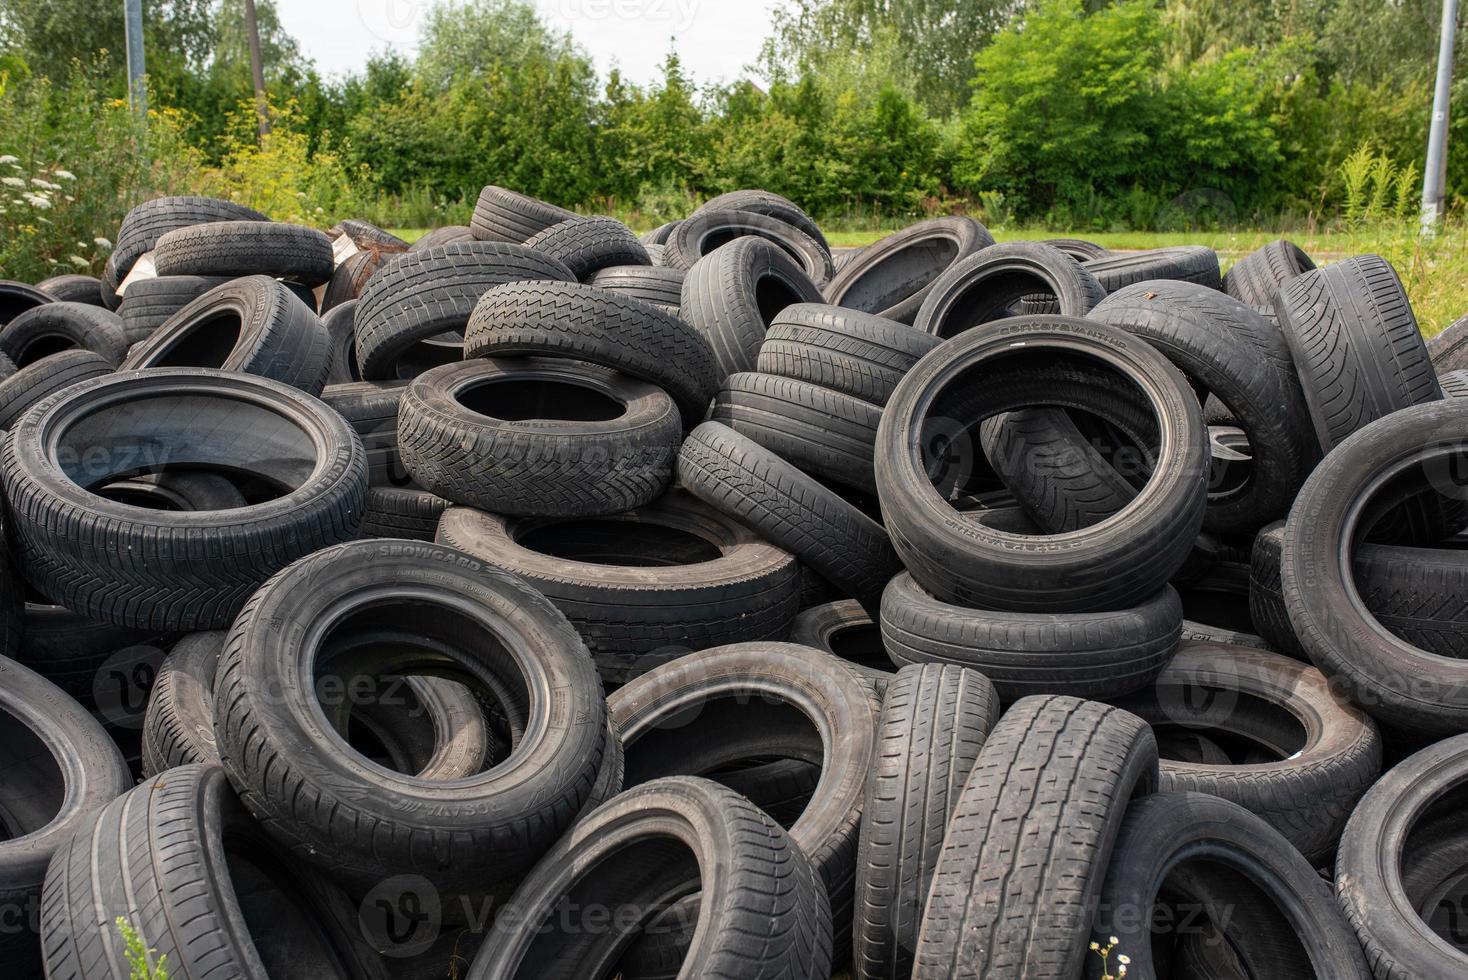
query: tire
[
  {"left": 524, "top": 215, "right": 650, "bottom": 280},
  {"left": 587, "top": 264, "right": 685, "bottom": 312},
  {"left": 322, "top": 296, "right": 362, "bottom": 383},
  {"left": 710, "top": 372, "right": 882, "bottom": 493},
  {"left": 359, "top": 484, "right": 449, "bottom": 540},
  {"left": 0, "top": 279, "right": 53, "bottom": 326},
  {"left": 398, "top": 357, "right": 679, "bottom": 517},
  {"left": 0, "top": 655, "right": 132, "bottom": 972},
  {"left": 678, "top": 421, "right": 901, "bottom": 610},
  {"left": 214, "top": 539, "right": 607, "bottom": 890},
  {"left": 40, "top": 764, "right": 388, "bottom": 980},
  {"left": 824, "top": 218, "right": 995, "bottom": 325},
  {"left": 1277, "top": 254, "right": 1441, "bottom": 453},
  {"left": 437, "top": 490, "right": 800, "bottom": 684},
  {"left": 354, "top": 241, "right": 573, "bottom": 379},
  {"left": 609, "top": 642, "right": 881, "bottom": 963},
  {"left": 1083, "top": 245, "right": 1222, "bottom": 293},
  {"left": 854, "top": 664, "right": 1000, "bottom": 980},
  {"left": 1094, "top": 792, "right": 1372, "bottom": 980},
  {"left": 329, "top": 218, "right": 410, "bottom": 253},
  {"left": 463, "top": 280, "right": 718, "bottom": 423},
  {"left": 96, "top": 470, "right": 249, "bottom": 511},
  {"left": 881, "top": 571, "right": 1183, "bottom": 701},
  {"left": 679, "top": 237, "right": 825, "bottom": 380},
  {"left": 466, "top": 777, "right": 832, "bottom": 980},
  {"left": 112, "top": 195, "right": 269, "bottom": 282},
  {"left": 914, "top": 241, "right": 1107, "bottom": 339},
  {"left": 0, "top": 349, "right": 113, "bottom": 430},
  {"left": 788, "top": 599, "right": 895, "bottom": 681},
  {"left": 1090, "top": 280, "right": 1318, "bottom": 532},
  {"left": 666, "top": 209, "right": 835, "bottom": 286},
  {"left": 1112, "top": 641, "right": 1382, "bottom": 863},
  {"left": 1441, "top": 367, "right": 1468, "bottom": 398},
  {"left": 469, "top": 185, "right": 577, "bottom": 243},
  {"left": 120, "top": 275, "right": 333, "bottom": 394},
  {"left": 153, "top": 221, "right": 335, "bottom": 285},
  {"left": 321, "top": 379, "right": 410, "bottom": 487},
  {"left": 1428, "top": 314, "right": 1468, "bottom": 374},
  {"left": 1224, "top": 238, "right": 1317, "bottom": 309},
  {"left": 118, "top": 274, "right": 231, "bottom": 343},
  {"left": 756, "top": 303, "right": 941, "bottom": 405},
  {"left": 877, "top": 316, "right": 1210, "bottom": 612},
  {"left": 640, "top": 220, "right": 681, "bottom": 246},
  {"left": 694, "top": 188, "right": 830, "bottom": 252},
  {"left": 140, "top": 631, "right": 226, "bottom": 775},
  {"left": 912, "top": 695, "right": 1159, "bottom": 979},
  {"left": 3, "top": 369, "right": 368, "bottom": 630},
  {"left": 410, "top": 225, "right": 475, "bottom": 252},
  {"left": 14, "top": 600, "right": 153, "bottom": 704},
  {"left": 1282, "top": 399, "right": 1468, "bottom": 735},
  {"left": 37, "top": 273, "right": 105, "bottom": 306},
  {"left": 1337, "top": 733, "right": 1468, "bottom": 979},
  {"left": 1042, "top": 237, "right": 1109, "bottom": 261},
  {"left": 0, "top": 300, "right": 129, "bottom": 366},
  {"left": 320, "top": 248, "right": 387, "bottom": 313}
]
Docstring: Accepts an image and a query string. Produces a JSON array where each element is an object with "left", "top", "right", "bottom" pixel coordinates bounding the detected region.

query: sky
[{"left": 276, "top": 0, "right": 787, "bottom": 86}]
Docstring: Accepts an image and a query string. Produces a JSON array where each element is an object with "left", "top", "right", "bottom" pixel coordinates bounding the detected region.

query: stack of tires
[{"left": 1, "top": 184, "right": 1467, "bottom": 980}]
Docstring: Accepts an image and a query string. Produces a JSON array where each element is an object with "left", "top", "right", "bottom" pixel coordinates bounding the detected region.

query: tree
[
  {"left": 414, "top": 0, "right": 576, "bottom": 92},
  {"left": 0, "top": 0, "right": 214, "bottom": 83}
]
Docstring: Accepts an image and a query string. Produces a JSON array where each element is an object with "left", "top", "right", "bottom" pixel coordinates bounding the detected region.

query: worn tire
[
  {"left": 524, "top": 215, "right": 650, "bottom": 279},
  {"left": 666, "top": 209, "right": 835, "bottom": 286},
  {"left": 358, "top": 484, "right": 449, "bottom": 540},
  {"left": 1224, "top": 238, "right": 1317, "bottom": 310},
  {"left": 588, "top": 263, "right": 685, "bottom": 312},
  {"left": 118, "top": 274, "right": 231, "bottom": 343},
  {"left": 153, "top": 221, "right": 334, "bottom": 285},
  {"left": 37, "top": 273, "right": 105, "bottom": 306},
  {"left": 322, "top": 379, "right": 410, "bottom": 487},
  {"left": 1428, "top": 314, "right": 1468, "bottom": 374},
  {"left": 914, "top": 241, "right": 1106, "bottom": 339},
  {"left": 469, "top": 185, "right": 577, "bottom": 243},
  {"left": 694, "top": 189, "right": 829, "bottom": 252},
  {"left": 398, "top": 357, "right": 679, "bottom": 517},
  {"left": 111, "top": 195, "right": 268, "bottom": 283},
  {"left": 410, "top": 225, "right": 475, "bottom": 251},
  {"left": 0, "top": 279, "right": 53, "bottom": 325},
  {"left": 824, "top": 218, "right": 994, "bottom": 325},
  {"left": 788, "top": 599, "right": 895, "bottom": 682},
  {"left": 756, "top": 303, "right": 941, "bottom": 405},
  {"left": 0, "top": 349, "right": 113, "bottom": 430},
  {"left": 1084, "top": 245, "right": 1222, "bottom": 293},
  {"left": 0, "top": 301, "right": 129, "bottom": 366}
]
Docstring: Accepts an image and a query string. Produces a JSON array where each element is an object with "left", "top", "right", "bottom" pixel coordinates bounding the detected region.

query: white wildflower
[
  {"left": 67, "top": 255, "right": 90, "bottom": 267},
  {"left": 0, "top": 154, "right": 17, "bottom": 165},
  {"left": 53, "top": 169, "right": 76, "bottom": 181},
  {"left": 1, "top": 177, "right": 25, "bottom": 188},
  {"left": 30, "top": 177, "right": 56, "bottom": 189},
  {"left": 94, "top": 236, "right": 113, "bottom": 249},
  {"left": 22, "top": 193, "right": 53, "bottom": 209}
]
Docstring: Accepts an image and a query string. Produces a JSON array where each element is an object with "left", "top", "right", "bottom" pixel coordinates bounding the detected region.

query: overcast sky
[{"left": 276, "top": 0, "right": 786, "bottom": 86}]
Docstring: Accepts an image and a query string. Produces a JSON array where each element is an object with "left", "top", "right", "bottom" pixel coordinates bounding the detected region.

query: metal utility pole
[
  {"left": 123, "top": 0, "right": 146, "bottom": 119},
  {"left": 1422, "top": 0, "right": 1458, "bottom": 232},
  {"left": 243, "top": 0, "right": 272, "bottom": 137}
]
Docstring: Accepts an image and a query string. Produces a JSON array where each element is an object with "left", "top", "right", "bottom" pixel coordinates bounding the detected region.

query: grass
[{"left": 389, "top": 222, "right": 1468, "bottom": 337}]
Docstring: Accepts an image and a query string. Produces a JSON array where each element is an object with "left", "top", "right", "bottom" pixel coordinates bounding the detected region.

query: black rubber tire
[
  {"left": 1277, "top": 254, "right": 1441, "bottom": 453},
  {"left": 3, "top": 369, "right": 368, "bottom": 630},
  {"left": 359, "top": 484, "right": 449, "bottom": 540},
  {"left": 38, "top": 273, "right": 105, "bottom": 306},
  {"left": 1441, "top": 367, "right": 1468, "bottom": 398},
  {"left": 912, "top": 695, "right": 1159, "bottom": 979},
  {"left": 679, "top": 236, "right": 825, "bottom": 380},
  {"left": 1428, "top": 314, "right": 1468, "bottom": 374},
  {"left": 881, "top": 571, "right": 1182, "bottom": 701},
  {"left": 41, "top": 763, "right": 387, "bottom": 980},
  {"left": 1282, "top": 399, "right": 1468, "bottom": 735},
  {"left": 694, "top": 188, "right": 830, "bottom": 252},
  {"left": 756, "top": 303, "right": 941, "bottom": 405},
  {"left": 322, "top": 296, "right": 362, "bottom": 384},
  {"left": 463, "top": 280, "right": 718, "bottom": 423},
  {"left": 587, "top": 263, "right": 685, "bottom": 312},
  {"left": 0, "top": 301, "right": 128, "bottom": 366},
  {"left": 96, "top": 470, "right": 249, "bottom": 511},
  {"left": 710, "top": 372, "right": 882, "bottom": 493},
  {"left": 609, "top": 641, "right": 881, "bottom": 963},
  {"left": 321, "top": 379, "right": 410, "bottom": 487},
  {"left": 410, "top": 225, "right": 475, "bottom": 252},
  {"left": 877, "top": 316, "right": 1209, "bottom": 613},
  {"left": 320, "top": 248, "right": 387, "bottom": 313},
  {"left": 120, "top": 275, "right": 333, "bottom": 394},
  {"left": 0, "top": 655, "right": 132, "bottom": 972},
  {"left": 1113, "top": 641, "right": 1382, "bottom": 863},
  {"left": 139, "top": 631, "right": 226, "bottom": 775},
  {"left": 824, "top": 218, "right": 995, "bottom": 325},
  {"left": 118, "top": 274, "right": 232, "bottom": 343},
  {"left": 152, "top": 221, "right": 334, "bottom": 285},
  {"left": 111, "top": 195, "right": 269, "bottom": 283},
  {"left": 14, "top": 600, "right": 154, "bottom": 704},
  {"left": 788, "top": 599, "right": 895, "bottom": 682},
  {"left": 0, "top": 349, "right": 114, "bottom": 430},
  {"left": 469, "top": 185, "right": 577, "bottom": 243},
  {"left": 1090, "top": 280, "right": 1318, "bottom": 532},
  {"left": 1094, "top": 792, "right": 1372, "bottom": 980},
  {"left": 666, "top": 209, "right": 835, "bottom": 286},
  {"left": 640, "top": 220, "right": 681, "bottom": 246},
  {"left": 913, "top": 240, "right": 1107, "bottom": 339},
  {"left": 1041, "top": 237, "right": 1109, "bottom": 261},
  {"left": 1224, "top": 238, "right": 1317, "bottom": 309},
  {"left": 354, "top": 241, "right": 573, "bottom": 379},
  {"left": 466, "top": 777, "right": 833, "bottom": 980},
  {"left": 1337, "top": 732, "right": 1468, "bottom": 979},
  {"left": 437, "top": 491, "right": 800, "bottom": 684},
  {"left": 1083, "top": 245, "right": 1222, "bottom": 293},
  {"left": 854, "top": 664, "right": 1000, "bottom": 980},
  {"left": 214, "top": 538, "right": 608, "bottom": 890},
  {"left": 524, "top": 215, "right": 650, "bottom": 279},
  {"left": 0, "top": 282, "right": 55, "bottom": 331},
  {"left": 678, "top": 421, "right": 901, "bottom": 610},
  {"left": 329, "top": 218, "right": 410, "bottom": 253},
  {"left": 398, "top": 357, "right": 679, "bottom": 517}
]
